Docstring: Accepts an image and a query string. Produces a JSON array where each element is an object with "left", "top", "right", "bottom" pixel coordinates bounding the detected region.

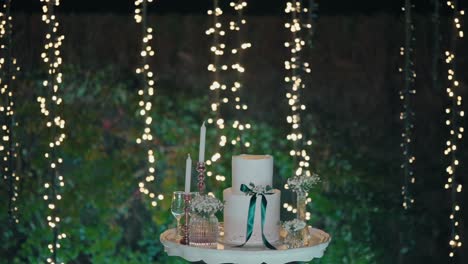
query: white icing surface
[
  {"left": 231, "top": 155, "right": 273, "bottom": 195},
  {"left": 223, "top": 188, "right": 281, "bottom": 246}
]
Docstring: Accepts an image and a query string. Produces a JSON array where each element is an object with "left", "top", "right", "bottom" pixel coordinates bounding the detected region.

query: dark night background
[
  {"left": 10, "top": 0, "right": 468, "bottom": 15},
  {"left": 1, "top": 0, "right": 467, "bottom": 264}
]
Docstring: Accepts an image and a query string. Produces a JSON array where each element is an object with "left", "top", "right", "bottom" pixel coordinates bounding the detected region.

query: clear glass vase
[
  {"left": 284, "top": 230, "right": 304, "bottom": 249},
  {"left": 296, "top": 193, "right": 309, "bottom": 245},
  {"left": 189, "top": 213, "right": 219, "bottom": 248},
  {"left": 296, "top": 193, "right": 307, "bottom": 221}
]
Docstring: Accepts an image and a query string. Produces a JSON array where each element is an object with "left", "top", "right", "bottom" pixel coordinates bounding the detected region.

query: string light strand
[
  {"left": 205, "top": 0, "right": 252, "bottom": 183},
  {"left": 228, "top": 0, "right": 252, "bottom": 151},
  {"left": 134, "top": 0, "right": 163, "bottom": 206},
  {"left": 0, "top": 0, "right": 20, "bottom": 225},
  {"left": 284, "top": 0, "right": 313, "bottom": 177},
  {"left": 284, "top": 0, "right": 314, "bottom": 218},
  {"left": 399, "top": 0, "right": 416, "bottom": 210},
  {"left": 205, "top": 0, "right": 225, "bottom": 182},
  {"left": 443, "top": 0, "right": 464, "bottom": 259},
  {"left": 39, "top": 0, "right": 67, "bottom": 263}
]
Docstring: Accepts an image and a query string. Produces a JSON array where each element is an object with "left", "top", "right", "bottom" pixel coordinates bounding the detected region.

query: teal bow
[{"left": 238, "top": 183, "right": 276, "bottom": 250}]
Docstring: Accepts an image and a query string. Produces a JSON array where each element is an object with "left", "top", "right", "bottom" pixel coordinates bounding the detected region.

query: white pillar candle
[
  {"left": 185, "top": 154, "right": 192, "bottom": 193},
  {"left": 198, "top": 122, "right": 206, "bottom": 162}
]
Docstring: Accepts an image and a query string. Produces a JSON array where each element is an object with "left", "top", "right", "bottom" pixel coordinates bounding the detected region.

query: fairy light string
[
  {"left": 443, "top": 0, "right": 464, "bottom": 259},
  {"left": 228, "top": 0, "right": 252, "bottom": 151},
  {"left": 205, "top": 0, "right": 252, "bottom": 183},
  {"left": 399, "top": 0, "right": 416, "bottom": 210},
  {"left": 283, "top": 0, "right": 314, "bottom": 219},
  {"left": 39, "top": 0, "right": 67, "bottom": 263},
  {"left": 134, "top": 0, "right": 163, "bottom": 206},
  {"left": 205, "top": 0, "right": 225, "bottom": 181},
  {"left": 284, "top": 0, "right": 312, "bottom": 177},
  {"left": 0, "top": 0, "right": 20, "bottom": 225}
]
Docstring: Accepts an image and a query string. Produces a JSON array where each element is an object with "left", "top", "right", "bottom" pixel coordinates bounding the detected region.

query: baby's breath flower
[
  {"left": 287, "top": 173, "right": 320, "bottom": 197},
  {"left": 283, "top": 219, "right": 307, "bottom": 233},
  {"left": 190, "top": 194, "right": 223, "bottom": 217}
]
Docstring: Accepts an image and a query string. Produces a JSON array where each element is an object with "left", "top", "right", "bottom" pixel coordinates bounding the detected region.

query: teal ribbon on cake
[{"left": 238, "top": 183, "right": 276, "bottom": 250}]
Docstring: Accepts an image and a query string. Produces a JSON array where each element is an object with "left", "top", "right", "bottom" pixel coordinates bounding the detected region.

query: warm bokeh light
[
  {"left": 206, "top": 0, "right": 252, "bottom": 182},
  {"left": 39, "top": 0, "right": 66, "bottom": 262},
  {"left": 444, "top": 0, "right": 464, "bottom": 258},
  {"left": 284, "top": 0, "right": 315, "bottom": 215},
  {"left": 399, "top": 0, "right": 416, "bottom": 210},
  {"left": 0, "top": 0, "right": 21, "bottom": 225},
  {"left": 284, "top": 0, "right": 313, "bottom": 177},
  {"left": 134, "top": 0, "right": 162, "bottom": 207}
]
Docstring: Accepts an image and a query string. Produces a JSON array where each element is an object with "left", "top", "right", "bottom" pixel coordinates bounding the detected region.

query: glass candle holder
[
  {"left": 284, "top": 229, "right": 305, "bottom": 249},
  {"left": 296, "top": 193, "right": 307, "bottom": 221},
  {"left": 189, "top": 212, "right": 219, "bottom": 248},
  {"left": 296, "top": 193, "right": 310, "bottom": 245}
]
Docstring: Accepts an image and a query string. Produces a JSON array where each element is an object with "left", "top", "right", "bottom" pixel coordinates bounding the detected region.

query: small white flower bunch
[
  {"left": 287, "top": 173, "right": 320, "bottom": 197},
  {"left": 190, "top": 194, "right": 223, "bottom": 217},
  {"left": 282, "top": 219, "right": 307, "bottom": 233},
  {"left": 251, "top": 182, "right": 273, "bottom": 194},
  {"left": 244, "top": 182, "right": 274, "bottom": 196}
]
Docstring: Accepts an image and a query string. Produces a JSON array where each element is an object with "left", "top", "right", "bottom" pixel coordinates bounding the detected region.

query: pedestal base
[{"left": 160, "top": 224, "right": 331, "bottom": 264}]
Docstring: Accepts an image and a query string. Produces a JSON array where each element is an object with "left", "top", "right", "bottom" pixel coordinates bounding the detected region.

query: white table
[{"left": 160, "top": 226, "right": 331, "bottom": 264}]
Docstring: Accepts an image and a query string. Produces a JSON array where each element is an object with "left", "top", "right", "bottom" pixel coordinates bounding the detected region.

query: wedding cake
[{"left": 223, "top": 155, "right": 281, "bottom": 246}]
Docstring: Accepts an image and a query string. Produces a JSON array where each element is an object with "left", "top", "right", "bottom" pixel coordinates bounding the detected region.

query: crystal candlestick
[
  {"left": 181, "top": 193, "right": 191, "bottom": 245},
  {"left": 196, "top": 162, "right": 206, "bottom": 194}
]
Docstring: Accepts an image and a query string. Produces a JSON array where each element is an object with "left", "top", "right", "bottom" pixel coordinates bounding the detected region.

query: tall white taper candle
[
  {"left": 185, "top": 154, "right": 192, "bottom": 193},
  {"left": 199, "top": 122, "right": 206, "bottom": 162}
]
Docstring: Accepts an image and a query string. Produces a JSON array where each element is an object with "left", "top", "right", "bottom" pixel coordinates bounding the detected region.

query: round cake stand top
[{"left": 160, "top": 227, "right": 331, "bottom": 264}]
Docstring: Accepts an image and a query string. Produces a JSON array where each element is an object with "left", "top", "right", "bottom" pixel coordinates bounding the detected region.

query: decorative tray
[{"left": 160, "top": 224, "right": 331, "bottom": 264}]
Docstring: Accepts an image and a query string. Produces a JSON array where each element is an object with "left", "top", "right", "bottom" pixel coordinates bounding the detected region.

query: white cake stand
[{"left": 160, "top": 225, "right": 331, "bottom": 264}]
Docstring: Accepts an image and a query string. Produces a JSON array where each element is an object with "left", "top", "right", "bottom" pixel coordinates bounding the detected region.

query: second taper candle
[
  {"left": 198, "top": 122, "right": 206, "bottom": 162},
  {"left": 185, "top": 154, "right": 192, "bottom": 193}
]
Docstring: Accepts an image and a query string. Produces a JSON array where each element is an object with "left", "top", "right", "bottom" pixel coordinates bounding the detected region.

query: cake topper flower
[
  {"left": 242, "top": 182, "right": 274, "bottom": 196},
  {"left": 190, "top": 194, "right": 223, "bottom": 217},
  {"left": 282, "top": 218, "right": 307, "bottom": 233},
  {"left": 287, "top": 173, "right": 320, "bottom": 197}
]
